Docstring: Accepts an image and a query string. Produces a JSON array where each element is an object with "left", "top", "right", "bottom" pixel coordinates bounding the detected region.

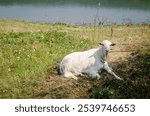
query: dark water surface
[{"left": 0, "top": 0, "right": 150, "bottom": 25}]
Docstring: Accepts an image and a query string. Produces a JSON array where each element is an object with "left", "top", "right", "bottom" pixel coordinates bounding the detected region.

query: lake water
[{"left": 0, "top": 0, "right": 150, "bottom": 25}]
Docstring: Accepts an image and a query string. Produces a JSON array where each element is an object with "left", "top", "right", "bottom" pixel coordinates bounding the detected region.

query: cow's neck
[{"left": 99, "top": 48, "right": 107, "bottom": 63}]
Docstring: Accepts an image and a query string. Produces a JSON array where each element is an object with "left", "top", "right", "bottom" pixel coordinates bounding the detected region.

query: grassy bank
[{"left": 0, "top": 20, "right": 150, "bottom": 98}]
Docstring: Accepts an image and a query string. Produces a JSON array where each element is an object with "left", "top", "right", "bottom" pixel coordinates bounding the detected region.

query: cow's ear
[
  {"left": 99, "top": 43, "right": 104, "bottom": 46},
  {"left": 111, "top": 43, "right": 116, "bottom": 46}
]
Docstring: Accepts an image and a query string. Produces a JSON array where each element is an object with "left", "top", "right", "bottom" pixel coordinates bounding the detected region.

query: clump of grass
[{"left": 0, "top": 30, "right": 92, "bottom": 98}]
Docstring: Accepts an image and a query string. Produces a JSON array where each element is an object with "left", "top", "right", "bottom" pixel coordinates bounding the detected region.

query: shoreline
[{"left": 1, "top": 19, "right": 150, "bottom": 27}]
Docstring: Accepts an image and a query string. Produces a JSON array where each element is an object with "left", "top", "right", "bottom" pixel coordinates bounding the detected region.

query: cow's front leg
[
  {"left": 89, "top": 71, "right": 101, "bottom": 79},
  {"left": 103, "top": 62, "right": 123, "bottom": 80}
]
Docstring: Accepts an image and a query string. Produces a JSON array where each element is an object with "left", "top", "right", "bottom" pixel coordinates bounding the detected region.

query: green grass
[
  {"left": 0, "top": 30, "right": 93, "bottom": 98},
  {"left": 0, "top": 20, "right": 150, "bottom": 98}
]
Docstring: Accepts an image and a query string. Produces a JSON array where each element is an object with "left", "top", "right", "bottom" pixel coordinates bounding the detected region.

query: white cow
[{"left": 59, "top": 40, "right": 122, "bottom": 80}]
